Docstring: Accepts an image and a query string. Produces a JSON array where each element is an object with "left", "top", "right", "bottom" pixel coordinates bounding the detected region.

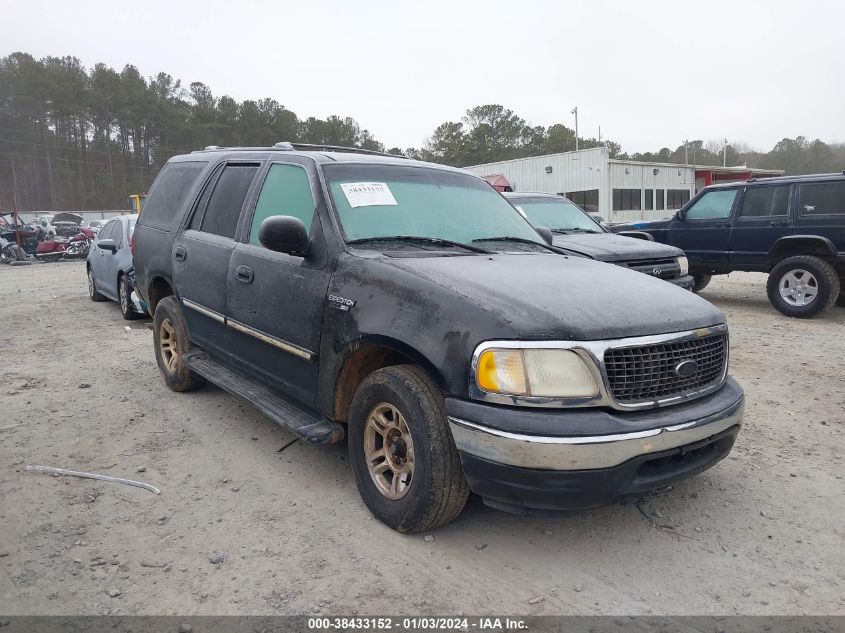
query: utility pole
[
  {"left": 598, "top": 125, "right": 602, "bottom": 144},
  {"left": 11, "top": 160, "right": 22, "bottom": 254},
  {"left": 723, "top": 137, "right": 729, "bottom": 167},
  {"left": 571, "top": 106, "right": 579, "bottom": 151},
  {"left": 684, "top": 139, "right": 689, "bottom": 166}
]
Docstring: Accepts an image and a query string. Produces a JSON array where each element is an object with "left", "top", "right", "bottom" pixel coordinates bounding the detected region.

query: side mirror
[
  {"left": 98, "top": 239, "right": 117, "bottom": 253},
  {"left": 535, "top": 226, "right": 554, "bottom": 245},
  {"left": 674, "top": 210, "right": 684, "bottom": 221},
  {"left": 259, "top": 215, "right": 310, "bottom": 256}
]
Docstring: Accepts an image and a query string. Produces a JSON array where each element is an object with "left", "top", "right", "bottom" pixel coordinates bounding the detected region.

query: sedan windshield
[
  {"left": 323, "top": 164, "right": 545, "bottom": 249},
  {"left": 509, "top": 197, "right": 604, "bottom": 233}
]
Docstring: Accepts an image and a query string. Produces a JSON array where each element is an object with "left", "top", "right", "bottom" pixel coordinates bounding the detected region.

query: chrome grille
[
  {"left": 618, "top": 257, "right": 679, "bottom": 279},
  {"left": 604, "top": 333, "right": 727, "bottom": 404}
]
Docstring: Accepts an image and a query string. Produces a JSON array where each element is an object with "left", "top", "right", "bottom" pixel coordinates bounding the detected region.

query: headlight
[
  {"left": 475, "top": 347, "right": 598, "bottom": 398},
  {"left": 677, "top": 255, "right": 689, "bottom": 276}
]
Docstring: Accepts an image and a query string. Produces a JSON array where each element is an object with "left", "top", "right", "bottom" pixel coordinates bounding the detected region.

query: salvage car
[
  {"left": 608, "top": 173, "right": 845, "bottom": 317},
  {"left": 504, "top": 192, "right": 693, "bottom": 289},
  {"left": 86, "top": 215, "right": 145, "bottom": 319},
  {"left": 133, "top": 143, "right": 744, "bottom": 532}
]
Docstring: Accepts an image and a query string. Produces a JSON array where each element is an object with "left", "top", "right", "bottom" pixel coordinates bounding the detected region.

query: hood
[
  {"left": 382, "top": 253, "right": 724, "bottom": 341},
  {"left": 608, "top": 217, "right": 672, "bottom": 233},
  {"left": 52, "top": 212, "right": 83, "bottom": 225},
  {"left": 551, "top": 232, "right": 683, "bottom": 261}
]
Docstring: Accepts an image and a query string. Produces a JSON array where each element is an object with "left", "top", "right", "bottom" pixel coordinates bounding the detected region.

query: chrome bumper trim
[{"left": 448, "top": 398, "right": 743, "bottom": 471}]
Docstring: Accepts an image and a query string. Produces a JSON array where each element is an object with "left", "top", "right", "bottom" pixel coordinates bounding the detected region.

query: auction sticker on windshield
[{"left": 340, "top": 182, "right": 398, "bottom": 208}]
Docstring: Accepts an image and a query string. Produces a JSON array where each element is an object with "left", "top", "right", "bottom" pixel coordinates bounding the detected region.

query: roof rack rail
[
  {"left": 282, "top": 142, "right": 408, "bottom": 159},
  {"left": 191, "top": 142, "right": 408, "bottom": 159}
]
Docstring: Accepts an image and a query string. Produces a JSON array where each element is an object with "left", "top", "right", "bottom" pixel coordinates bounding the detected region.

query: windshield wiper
[
  {"left": 551, "top": 227, "right": 601, "bottom": 234},
  {"left": 347, "top": 235, "right": 491, "bottom": 254},
  {"left": 472, "top": 236, "right": 555, "bottom": 251}
]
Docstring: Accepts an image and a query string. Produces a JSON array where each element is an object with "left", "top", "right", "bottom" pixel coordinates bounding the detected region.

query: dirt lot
[{"left": 0, "top": 261, "right": 842, "bottom": 617}]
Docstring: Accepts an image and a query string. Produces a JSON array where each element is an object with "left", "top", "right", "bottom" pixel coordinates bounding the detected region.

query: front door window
[{"left": 684, "top": 190, "right": 738, "bottom": 220}]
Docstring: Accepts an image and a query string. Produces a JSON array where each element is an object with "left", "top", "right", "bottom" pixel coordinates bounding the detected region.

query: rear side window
[
  {"left": 249, "top": 164, "right": 315, "bottom": 245},
  {"left": 798, "top": 182, "right": 845, "bottom": 215},
  {"left": 739, "top": 186, "right": 790, "bottom": 218},
  {"left": 139, "top": 161, "right": 207, "bottom": 230},
  {"left": 196, "top": 164, "right": 259, "bottom": 239}
]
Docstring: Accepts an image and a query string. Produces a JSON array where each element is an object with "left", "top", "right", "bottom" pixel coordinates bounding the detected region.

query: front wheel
[
  {"left": 692, "top": 273, "right": 711, "bottom": 293},
  {"left": 88, "top": 266, "right": 106, "bottom": 301},
  {"left": 767, "top": 255, "right": 839, "bottom": 318},
  {"left": 347, "top": 365, "right": 469, "bottom": 533}
]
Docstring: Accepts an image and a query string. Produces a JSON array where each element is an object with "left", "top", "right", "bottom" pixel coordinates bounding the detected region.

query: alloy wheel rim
[
  {"left": 119, "top": 279, "right": 128, "bottom": 312},
  {"left": 158, "top": 319, "right": 179, "bottom": 373},
  {"left": 779, "top": 269, "right": 818, "bottom": 306},
  {"left": 364, "top": 402, "right": 415, "bottom": 500}
]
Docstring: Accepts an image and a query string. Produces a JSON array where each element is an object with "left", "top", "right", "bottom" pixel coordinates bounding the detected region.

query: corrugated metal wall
[
  {"left": 464, "top": 147, "right": 607, "bottom": 196},
  {"left": 607, "top": 162, "right": 695, "bottom": 222},
  {"left": 464, "top": 148, "right": 696, "bottom": 223}
]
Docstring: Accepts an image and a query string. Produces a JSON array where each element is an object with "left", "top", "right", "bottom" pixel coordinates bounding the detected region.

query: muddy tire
[
  {"left": 692, "top": 273, "right": 711, "bottom": 293},
  {"left": 767, "top": 256, "right": 839, "bottom": 318},
  {"left": 347, "top": 365, "right": 469, "bottom": 533},
  {"left": 152, "top": 296, "right": 205, "bottom": 392},
  {"left": 88, "top": 266, "right": 106, "bottom": 302},
  {"left": 118, "top": 273, "right": 143, "bottom": 320},
  {"left": 837, "top": 278, "right": 845, "bottom": 307}
]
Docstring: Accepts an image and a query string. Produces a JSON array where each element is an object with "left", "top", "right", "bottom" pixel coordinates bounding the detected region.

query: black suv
[
  {"left": 610, "top": 173, "right": 845, "bottom": 318},
  {"left": 133, "top": 143, "right": 744, "bottom": 532},
  {"left": 503, "top": 192, "right": 694, "bottom": 289}
]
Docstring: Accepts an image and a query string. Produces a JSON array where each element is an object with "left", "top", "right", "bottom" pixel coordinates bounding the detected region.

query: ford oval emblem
[{"left": 675, "top": 359, "right": 698, "bottom": 378}]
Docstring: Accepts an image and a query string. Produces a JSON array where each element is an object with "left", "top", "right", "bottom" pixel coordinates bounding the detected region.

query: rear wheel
[
  {"left": 347, "top": 365, "right": 469, "bottom": 533},
  {"left": 692, "top": 273, "right": 711, "bottom": 293},
  {"left": 152, "top": 296, "right": 205, "bottom": 392},
  {"left": 767, "top": 255, "right": 839, "bottom": 318},
  {"left": 118, "top": 273, "right": 143, "bottom": 320},
  {"left": 837, "top": 278, "right": 845, "bottom": 307},
  {"left": 88, "top": 267, "right": 106, "bottom": 302}
]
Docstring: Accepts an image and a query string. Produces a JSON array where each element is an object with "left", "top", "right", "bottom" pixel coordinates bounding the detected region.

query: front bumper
[
  {"left": 668, "top": 274, "right": 695, "bottom": 290},
  {"left": 447, "top": 377, "right": 743, "bottom": 515}
]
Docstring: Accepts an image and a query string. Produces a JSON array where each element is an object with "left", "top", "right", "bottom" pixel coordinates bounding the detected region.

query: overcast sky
[{"left": 1, "top": 0, "right": 843, "bottom": 153}]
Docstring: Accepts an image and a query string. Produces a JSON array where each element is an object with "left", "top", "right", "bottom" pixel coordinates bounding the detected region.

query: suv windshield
[
  {"left": 509, "top": 197, "right": 603, "bottom": 233},
  {"left": 323, "top": 164, "right": 545, "bottom": 249}
]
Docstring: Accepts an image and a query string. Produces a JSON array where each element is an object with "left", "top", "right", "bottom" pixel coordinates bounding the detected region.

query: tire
[
  {"left": 766, "top": 255, "right": 839, "bottom": 318},
  {"left": 87, "top": 266, "right": 106, "bottom": 302},
  {"left": 837, "top": 278, "right": 845, "bottom": 307},
  {"left": 152, "top": 296, "right": 205, "bottom": 392},
  {"left": 118, "top": 273, "right": 143, "bottom": 320},
  {"left": 692, "top": 273, "right": 711, "bottom": 293},
  {"left": 347, "top": 365, "right": 469, "bottom": 533}
]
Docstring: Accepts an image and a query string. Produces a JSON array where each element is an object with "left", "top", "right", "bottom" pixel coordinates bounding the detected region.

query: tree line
[{"left": 1, "top": 52, "right": 843, "bottom": 212}]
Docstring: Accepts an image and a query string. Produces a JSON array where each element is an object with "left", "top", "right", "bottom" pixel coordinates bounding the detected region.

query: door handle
[
  {"left": 770, "top": 219, "right": 789, "bottom": 226},
  {"left": 235, "top": 265, "right": 254, "bottom": 284},
  {"left": 174, "top": 246, "right": 186, "bottom": 262},
  {"left": 714, "top": 222, "right": 730, "bottom": 228}
]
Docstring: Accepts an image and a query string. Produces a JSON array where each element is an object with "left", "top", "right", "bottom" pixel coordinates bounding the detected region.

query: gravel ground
[{"left": 0, "top": 261, "right": 842, "bottom": 616}]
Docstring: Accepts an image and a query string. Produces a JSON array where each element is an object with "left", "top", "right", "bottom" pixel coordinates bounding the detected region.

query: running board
[{"left": 184, "top": 350, "right": 344, "bottom": 445}]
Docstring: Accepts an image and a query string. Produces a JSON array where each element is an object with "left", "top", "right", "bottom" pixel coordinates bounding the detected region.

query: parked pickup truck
[
  {"left": 503, "top": 192, "right": 694, "bottom": 289},
  {"left": 610, "top": 173, "right": 845, "bottom": 318},
  {"left": 133, "top": 143, "right": 744, "bottom": 532}
]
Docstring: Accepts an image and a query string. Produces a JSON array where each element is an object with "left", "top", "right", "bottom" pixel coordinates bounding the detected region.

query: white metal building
[{"left": 464, "top": 147, "right": 782, "bottom": 223}]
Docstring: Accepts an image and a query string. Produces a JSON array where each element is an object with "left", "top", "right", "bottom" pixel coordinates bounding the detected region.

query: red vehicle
[{"left": 34, "top": 228, "right": 93, "bottom": 262}]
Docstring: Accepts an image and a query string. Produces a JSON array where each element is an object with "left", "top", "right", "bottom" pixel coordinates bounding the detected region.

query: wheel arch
[
  {"left": 147, "top": 275, "right": 175, "bottom": 316},
  {"left": 768, "top": 235, "right": 837, "bottom": 268},
  {"left": 330, "top": 336, "right": 445, "bottom": 423}
]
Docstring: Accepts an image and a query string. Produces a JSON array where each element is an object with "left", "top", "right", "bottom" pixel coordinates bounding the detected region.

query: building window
[
  {"left": 645, "top": 189, "right": 653, "bottom": 210},
  {"left": 656, "top": 189, "right": 665, "bottom": 210},
  {"left": 612, "top": 189, "right": 642, "bottom": 211},
  {"left": 666, "top": 189, "right": 691, "bottom": 210},
  {"left": 565, "top": 190, "right": 599, "bottom": 213}
]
